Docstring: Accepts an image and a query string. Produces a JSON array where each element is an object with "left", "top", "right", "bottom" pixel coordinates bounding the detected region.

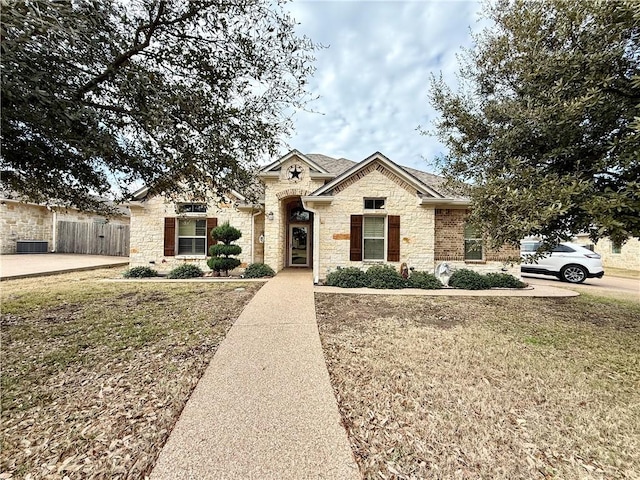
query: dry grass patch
[
  {"left": 1, "top": 268, "right": 262, "bottom": 479},
  {"left": 316, "top": 294, "right": 640, "bottom": 479}
]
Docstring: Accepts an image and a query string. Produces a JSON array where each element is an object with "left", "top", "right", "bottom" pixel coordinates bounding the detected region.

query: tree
[
  {"left": 428, "top": 0, "right": 640, "bottom": 250},
  {"left": 207, "top": 222, "right": 242, "bottom": 276},
  {"left": 1, "top": 0, "right": 317, "bottom": 213}
]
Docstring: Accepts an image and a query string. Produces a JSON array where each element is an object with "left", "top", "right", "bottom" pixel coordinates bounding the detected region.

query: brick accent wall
[
  {"left": 434, "top": 208, "right": 468, "bottom": 261},
  {"left": 434, "top": 208, "right": 521, "bottom": 276}
]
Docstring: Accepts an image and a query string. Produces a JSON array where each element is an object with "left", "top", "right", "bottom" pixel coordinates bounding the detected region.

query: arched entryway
[{"left": 284, "top": 198, "right": 313, "bottom": 267}]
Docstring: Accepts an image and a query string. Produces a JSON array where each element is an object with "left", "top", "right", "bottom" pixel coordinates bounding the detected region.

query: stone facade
[
  {"left": 589, "top": 237, "right": 640, "bottom": 271},
  {"left": 309, "top": 165, "right": 435, "bottom": 279},
  {"left": 0, "top": 200, "right": 129, "bottom": 254},
  {"left": 261, "top": 157, "right": 325, "bottom": 271},
  {"left": 0, "top": 202, "right": 52, "bottom": 254},
  {"left": 128, "top": 194, "right": 262, "bottom": 273},
  {"left": 128, "top": 150, "right": 525, "bottom": 281}
]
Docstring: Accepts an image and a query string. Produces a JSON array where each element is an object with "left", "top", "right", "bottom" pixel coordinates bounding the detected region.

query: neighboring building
[
  {"left": 128, "top": 150, "right": 519, "bottom": 282},
  {"left": 0, "top": 197, "right": 130, "bottom": 256},
  {"left": 575, "top": 233, "right": 640, "bottom": 271}
]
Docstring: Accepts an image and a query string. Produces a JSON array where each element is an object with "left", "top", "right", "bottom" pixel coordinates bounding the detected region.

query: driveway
[
  {"left": 522, "top": 273, "right": 640, "bottom": 302},
  {"left": 0, "top": 253, "right": 129, "bottom": 280}
]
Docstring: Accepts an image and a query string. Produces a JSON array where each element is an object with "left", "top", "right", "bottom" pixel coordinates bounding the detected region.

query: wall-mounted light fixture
[{"left": 267, "top": 211, "right": 274, "bottom": 221}]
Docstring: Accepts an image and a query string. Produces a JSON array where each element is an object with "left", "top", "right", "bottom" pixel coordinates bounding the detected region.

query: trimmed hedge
[
  {"left": 448, "top": 269, "right": 526, "bottom": 289},
  {"left": 243, "top": 263, "right": 276, "bottom": 278},
  {"left": 365, "top": 265, "right": 406, "bottom": 289},
  {"left": 448, "top": 269, "right": 492, "bottom": 290},
  {"left": 407, "top": 271, "right": 443, "bottom": 289},
  {"left": 485, "top": 272, "right": 527, "bottom": 288},
  {"left": 123, "top": 266, "right": 157, "bottom": 278},
  {"left": 326, "top": 267, "right": 369, "bottom": 288},
  {"left": 167, "top": 264, "right": 203, "bottom": 279}
]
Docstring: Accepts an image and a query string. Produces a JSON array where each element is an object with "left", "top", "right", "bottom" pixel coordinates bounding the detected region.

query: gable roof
[
  {"left": 310, "top": 151, "right": 449, "bottom": 199},
  {"left": 259, "top": 149, "right": 331, "bottom": 175}
]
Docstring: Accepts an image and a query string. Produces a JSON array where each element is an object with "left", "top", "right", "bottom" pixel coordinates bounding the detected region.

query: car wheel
[{"left": 560, "top": 264, "right": 587, "bottom": 283}]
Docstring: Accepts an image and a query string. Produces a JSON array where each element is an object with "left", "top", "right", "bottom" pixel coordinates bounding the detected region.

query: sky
[{"left": 280, "top": 0, "right": 487, "bottom": 174}]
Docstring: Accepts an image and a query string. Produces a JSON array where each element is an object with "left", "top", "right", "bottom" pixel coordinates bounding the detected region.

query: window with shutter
[
  {"left": 350, "top": 215, "right": 363, "bottom": 261},
  {"left": 164, "top": 218, "right": 176, "bottom": 256}
]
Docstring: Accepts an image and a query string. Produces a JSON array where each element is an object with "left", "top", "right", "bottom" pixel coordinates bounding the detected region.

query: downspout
[
  {"left": 301, "top": 201, "right": 320, "bottom": 284},
  {"left": 251, "top": 209, "right": 262, "bottom": 264},
  {"left": 49, "top": 207, "right": 57, "bottom": 252}
]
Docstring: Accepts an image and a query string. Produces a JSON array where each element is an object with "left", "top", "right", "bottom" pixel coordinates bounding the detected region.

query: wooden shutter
[
  {"left": 206, "top": 217, "right": 218, "bottom": 255},
  {"left": 164, "top": 218, "right": 176, "bottom": 256},
  {"left": 350, "top": 215, "right": 363, "bottom": 261},
  {"left": 387, "top": 215, "right": 400, "bottom": 262}
]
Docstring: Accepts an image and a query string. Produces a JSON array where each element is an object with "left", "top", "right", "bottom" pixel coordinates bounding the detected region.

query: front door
[{"left": 289, "top": 224, "right": 309, "bottom": 267}]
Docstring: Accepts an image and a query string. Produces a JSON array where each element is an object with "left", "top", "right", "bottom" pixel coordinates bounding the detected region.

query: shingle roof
[{"left": 305, "top": 153, "right": 464, "bottom": 199}]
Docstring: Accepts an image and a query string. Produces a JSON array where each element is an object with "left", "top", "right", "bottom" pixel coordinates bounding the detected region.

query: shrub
[
  {"left": 407, "top": 271, "right": 443, "bottom": 289},
  {"left": 167, "top": 263, "right": 203, "bottom": 279},
  {"left": 207, "top": 222, "right": 242, "bottom": 275},
  {"left": 448, "top": 269, "right": 492, "bottom": 290},
  {"left": 122, "top": 266, "right": 157, "bottom": 278},
  {"left": 325, "top": 267, "right": 369, "bottom": 288},
  {"left": 485, "top": 272, "right": 527, "bottom": 288},
  {"left": 243, "top": 263, "right": 276, "bottom": 278},
  {"left": 365, "top": 265, "right": 407, "bottom": 289}
]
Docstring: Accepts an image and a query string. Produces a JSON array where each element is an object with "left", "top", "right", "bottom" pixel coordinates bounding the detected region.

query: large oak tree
[
  {"left": 429, "top": 0, "right": 639, "bottom": 249},
  {"left": 1, "top": 0, "right": 317, "bottom": 213}
]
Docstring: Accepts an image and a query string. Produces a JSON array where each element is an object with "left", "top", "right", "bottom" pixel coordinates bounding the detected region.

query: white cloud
[{"left": 282, "top": 0, "right": 485, "bottom": 173}]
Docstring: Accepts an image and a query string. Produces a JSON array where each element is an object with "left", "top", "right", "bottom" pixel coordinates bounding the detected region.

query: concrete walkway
[
  {"left": 0, "top": 253, "right": 129, "bottom": 280},
  {"left": 150, "top": 269, "right": 360, "bottom": 480}
]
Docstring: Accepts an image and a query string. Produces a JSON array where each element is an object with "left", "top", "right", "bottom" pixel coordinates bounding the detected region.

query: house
[
  {"left": 0, "top": 196, "right": 130, "bottom": 256},
  {"left": 574, "top": 233, "right": 640, "bottom": 272},
  {"left": 128, "top": 150, "right": 519, "bottom": 282}
]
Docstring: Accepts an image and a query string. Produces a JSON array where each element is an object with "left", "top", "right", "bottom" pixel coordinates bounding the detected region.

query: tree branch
[{"left": 74, "top": 1, "right": 167, "bottom": 100}]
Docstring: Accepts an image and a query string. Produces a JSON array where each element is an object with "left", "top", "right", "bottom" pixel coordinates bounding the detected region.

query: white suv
[{"left": 520, "top": 242, "right": 604, "bottom": 283}]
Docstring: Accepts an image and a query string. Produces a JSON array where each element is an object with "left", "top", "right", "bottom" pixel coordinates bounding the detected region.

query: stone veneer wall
[
  {"left": 0, "top": 201, "right": 129, "bottom": 254},
  {"left": 592, "top": 237, "right": 640, "bottom": 271},
  {"left": 1, "top": 202, "right": 52, "bottom": 254},
  {"left": 128, "top": 195, "right": 257, "bottom": 273},
  {"left": 311, "top": 165, "right": 436, "bottom": 280},
  {"left": 262, "top": 157, "right": 325, "bottom": 271},
  {"left": 434, "top": 208, "right": 521, "bottom": 276}
]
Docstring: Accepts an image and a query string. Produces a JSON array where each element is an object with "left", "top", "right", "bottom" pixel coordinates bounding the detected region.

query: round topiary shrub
[
  {"left": 243, "top": 263, "right": 276, "bottom": 278},
  {"left": 485, "top": 272, "right": 527, "bottom": 288},
  {"left": 448, "top": 269, "right": 492, "bottom": 290},
  {"left": 123, "top": 266, "right": 157, "bottom": 278},
  {"left": 365, "top": 265, "right": 407, "bottom": 289},
  {"left": 407, "top": 271, "right": 443, "bottom": 289},
  {"left": 325, "top": 267, "right": 369, "bottom": 288},
  {"left": 167, "top": 264, "right": 203, "bottom": 279},
  {"left": 207, "top": 222, "right": 242, "bottom": 276}
]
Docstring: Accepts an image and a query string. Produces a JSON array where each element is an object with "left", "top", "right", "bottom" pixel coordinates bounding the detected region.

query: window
[
  {"left": 363, "top": 216, "right": 385, "bottom": 260},
  {"left": 612, "top": 242, "right": 622, "bottom": 254},
  {"left": 552, "top": 244, "right": 575, "bottom": 253},
  {"left": 464, "top": 223, "right": 483, "bottom": 260},
  {"left": 364, "top": 198, "right": 385, "bottom": 210},
  {"left": 178, "top": 203, "right": 207, "bottom": 213},
  {"left": 289, "top": 205, "right": 310, "bottom": 222},
  {"left": 178, "top": 219, "right": 207, "bottom": 255}
]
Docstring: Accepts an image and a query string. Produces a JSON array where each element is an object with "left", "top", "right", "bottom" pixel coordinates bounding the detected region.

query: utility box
[{"left": 16, "top": 240, "right": 48, "bottom": 253}]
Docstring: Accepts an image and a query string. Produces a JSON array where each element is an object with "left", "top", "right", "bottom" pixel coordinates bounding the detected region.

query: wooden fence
[{"left": 56, "top": 221, "right": 130, "bottom": 256}]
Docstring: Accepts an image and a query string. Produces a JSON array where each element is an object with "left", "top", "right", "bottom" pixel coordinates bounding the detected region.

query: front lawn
[
  {"left": 316, "top": 293, "right": 640, "bottom": 479},
  {"left": 1, "top": 269, "right": 262, "bottom": 479}
]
